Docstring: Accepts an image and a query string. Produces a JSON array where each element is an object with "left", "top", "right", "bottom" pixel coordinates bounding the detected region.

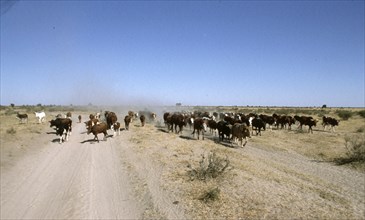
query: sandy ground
[{"left": 1, "top": 111, "right": 364, "bottom": 219}]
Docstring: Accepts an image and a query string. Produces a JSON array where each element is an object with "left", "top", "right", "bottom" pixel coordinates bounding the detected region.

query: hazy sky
[{"left": 1, "top": 1, "right": 364, "bottom": 107}]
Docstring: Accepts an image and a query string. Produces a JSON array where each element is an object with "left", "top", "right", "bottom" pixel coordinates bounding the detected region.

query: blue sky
[{"left": 1, "top": 1, "right": 364, "bottom": 107}]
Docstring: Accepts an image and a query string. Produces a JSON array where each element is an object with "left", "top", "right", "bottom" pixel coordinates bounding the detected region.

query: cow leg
[{"left": 242, "top": 137, "right": 247, "bottom": 147}]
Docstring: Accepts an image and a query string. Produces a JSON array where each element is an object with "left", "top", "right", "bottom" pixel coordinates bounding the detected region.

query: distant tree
[
  {"left": 37, "top": 103, "right": 42, "bottom": 107},
  {"left": 176, "top": 103, "right": 182, "bottom": 106},
  {"left": 10, "top": 103, "right": 15, "bottom": 108},
  {"left": 322, "top": 104, "right": 327, "bottom": 109}
]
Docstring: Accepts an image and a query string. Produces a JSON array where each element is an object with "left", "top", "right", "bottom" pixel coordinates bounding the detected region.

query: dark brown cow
[
  {"left": 322, "top": 116, "right": 339, "bottom": 132},
  {"left": 294, "top": 115, "right": 317, "bottom": 133},
  {"left": 251, "top": 117, "right": 265, "bottom": 136},
  {"left": 170, "top": 113, "right": 186, "bottom": 134},
  {"left": 78, "top": 115, "right": 82, "bottom": 123},
  {"left": 192, "top": 118, "right": 208, "bottom": 140},
  {"left": 105, "top": 111, "right": 118, "bottom": 136},
  {"left": 87, "top": 122, "right": 108, "bottom": 142},
  {"left": 16, "top": 113, "right": 28, "bottom": 123},
  {"left": 217, "top": 120, "right": 232, "bottom": 142},
  {"left": 140, "top": 115, "right": 146, "bottom": 127},
  {"left": 124, "top": 115, "right": 132, "bottom": 130},
  {"left": 231, "top": 123, "right": 251, "bottom": 147},
  {"left": 207, "top": 119, "right": 218, "bottom": 136}
]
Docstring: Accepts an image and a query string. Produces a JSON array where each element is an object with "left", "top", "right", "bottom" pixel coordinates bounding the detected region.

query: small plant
[
  {"left": 344, "top": 135, "right": 365, "bottom": 162},
  {"left": 199, "top": 187, "right": 220, "bottom": 203},
  {"left": 187, "top": 151, "right": 230, "bottom": 181},
  {"left": 335, "top": 135, "right": 365, "bottom": 165},
  {"left": 357, "top": 126, "right": 365, "bottom": 133},
  {"left": 336, "top": 110, "right": 353, "bottom": 120},
  {"left": 6, "top": 127, "right": 16, "bottom": 135},
  {"left": 358, "top": 110, "right": 365, "bottom": 119}
]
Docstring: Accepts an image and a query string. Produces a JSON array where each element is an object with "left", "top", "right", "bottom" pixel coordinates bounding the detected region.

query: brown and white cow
[
  {"left": 105, "top": 111, "right": 118, "bottom": 136},
  {"left": 87, "top": 122, "right": 108, "bottom": 142},
  {"left": 191, "top": 118, "right": 208, "bottom": 140}
]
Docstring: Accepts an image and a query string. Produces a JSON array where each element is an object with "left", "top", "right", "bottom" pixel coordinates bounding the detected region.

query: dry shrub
[
  {"left": 335, "top": 134, "right": 365, "bottom": 165},
  {"left": 199, "top": 187, "right": 220, "bottom": 203},
  {"left": 187, "top": 151, "right": 230, "bottom": 181},
  {"left": 6, "top": 127, "right": 16, "bottom": 135}
]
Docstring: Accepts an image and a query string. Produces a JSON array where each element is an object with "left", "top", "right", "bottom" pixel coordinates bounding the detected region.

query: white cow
[{"left": 35, "top": 111, "right": 46, "bottom": 123}]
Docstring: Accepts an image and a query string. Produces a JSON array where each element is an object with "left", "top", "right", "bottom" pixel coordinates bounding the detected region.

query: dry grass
[{"left": 1, "top": 105, "right": 364, "bottom": 219}]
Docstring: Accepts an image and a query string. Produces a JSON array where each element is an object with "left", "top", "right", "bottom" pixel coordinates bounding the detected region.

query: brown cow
[
  {"left": 124, "top": 115, "right": 132, "bottom": 130},
  {"left": 16, "top": 113, "right": 28, "bottom": 123},
  {"left": 231, "top": 123, "right": 251, "bottom": 147},
  {"left": 87, "top": 122, "right": 108, "bottom": 142},
  {"left": 140, "top": 115, "right": 146, "bottom": 127},
  {"left": 105, "top": 111, "right": 118, "bottom": 136}
]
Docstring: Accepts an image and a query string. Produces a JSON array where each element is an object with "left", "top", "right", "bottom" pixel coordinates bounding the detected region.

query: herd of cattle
[{"left": 14, "top": 110, "right": 340, "bottom": 146}]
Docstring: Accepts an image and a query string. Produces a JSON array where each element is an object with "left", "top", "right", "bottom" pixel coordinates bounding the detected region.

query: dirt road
[
  {"left": 0, "top": 121, "right": 184, "bottom": 219},
  {"left": 1, "top": 117, "right": 364, "bottom": 219}
]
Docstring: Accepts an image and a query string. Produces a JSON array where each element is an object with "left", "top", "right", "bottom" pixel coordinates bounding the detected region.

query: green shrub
[
  {"left": 336, "top": 110, "right": 354, "bottom": 120},
  {"left": 358, "top": 110, "right": 365, "bottom": 118}
]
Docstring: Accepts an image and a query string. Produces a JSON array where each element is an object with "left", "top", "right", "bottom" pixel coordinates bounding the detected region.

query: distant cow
[
  {"left": 87, "top": 122, "right": 108, "bottom": 142},
  {"left": 128, "top": 111, "right": 138, "bottom": 122},
  {"left": 207, "top": 119, "right": 218, "bottom": 136},
  {"left": 124, "top": 115, "right": 132, "bottom": 130},
  {"left": 163, "top": 112, "right": 171, "bottom": 127},
  {"left": 140, "top": 115, "right": 146, "bottom": 127},
  {"left": 322, "top": 116, "right": 339, "bottom": 132},
  {"left": 78, "top": 115, "right": 82, "bottom": 123},
  {"left": 192, "top": 118, "right": 208, "bottom": 140},
  {"left": 251, "top": 117, "right": 266, "bottom": 136},
  {"left": 170, "top": 113, "right": 186, "bottom": 134},
  {"left": 66, "top": 112, "right": 72, "bottom": 118},
  {"left": 16, "top": 113, "right": 28, "bottom": 123},
  {"left": 49, "top": 118, "right": 72, "bottom": 143},
  {"left": 231, "top": 123, "right": 251, "bottom": 147},
  {"left": 112, "top": 122, "right": 121, "bottom": 136},
  {"left": 105, "top": 111, "right": 118, "bottom": 136},
  {"left": 84, "top": 118, "right": 99, "bottom": 130},
  {"left": 294, "top": 115, "right": 317, "bottom": 133},
  {"left": 139, "top": 111, "right": 157, "bottom": 122},
  {"left": 35, "top": 111, "right": 46, "bottom": 123},
  {"left": 217, "top": 120, "right": 232, "bottom": 142}
]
